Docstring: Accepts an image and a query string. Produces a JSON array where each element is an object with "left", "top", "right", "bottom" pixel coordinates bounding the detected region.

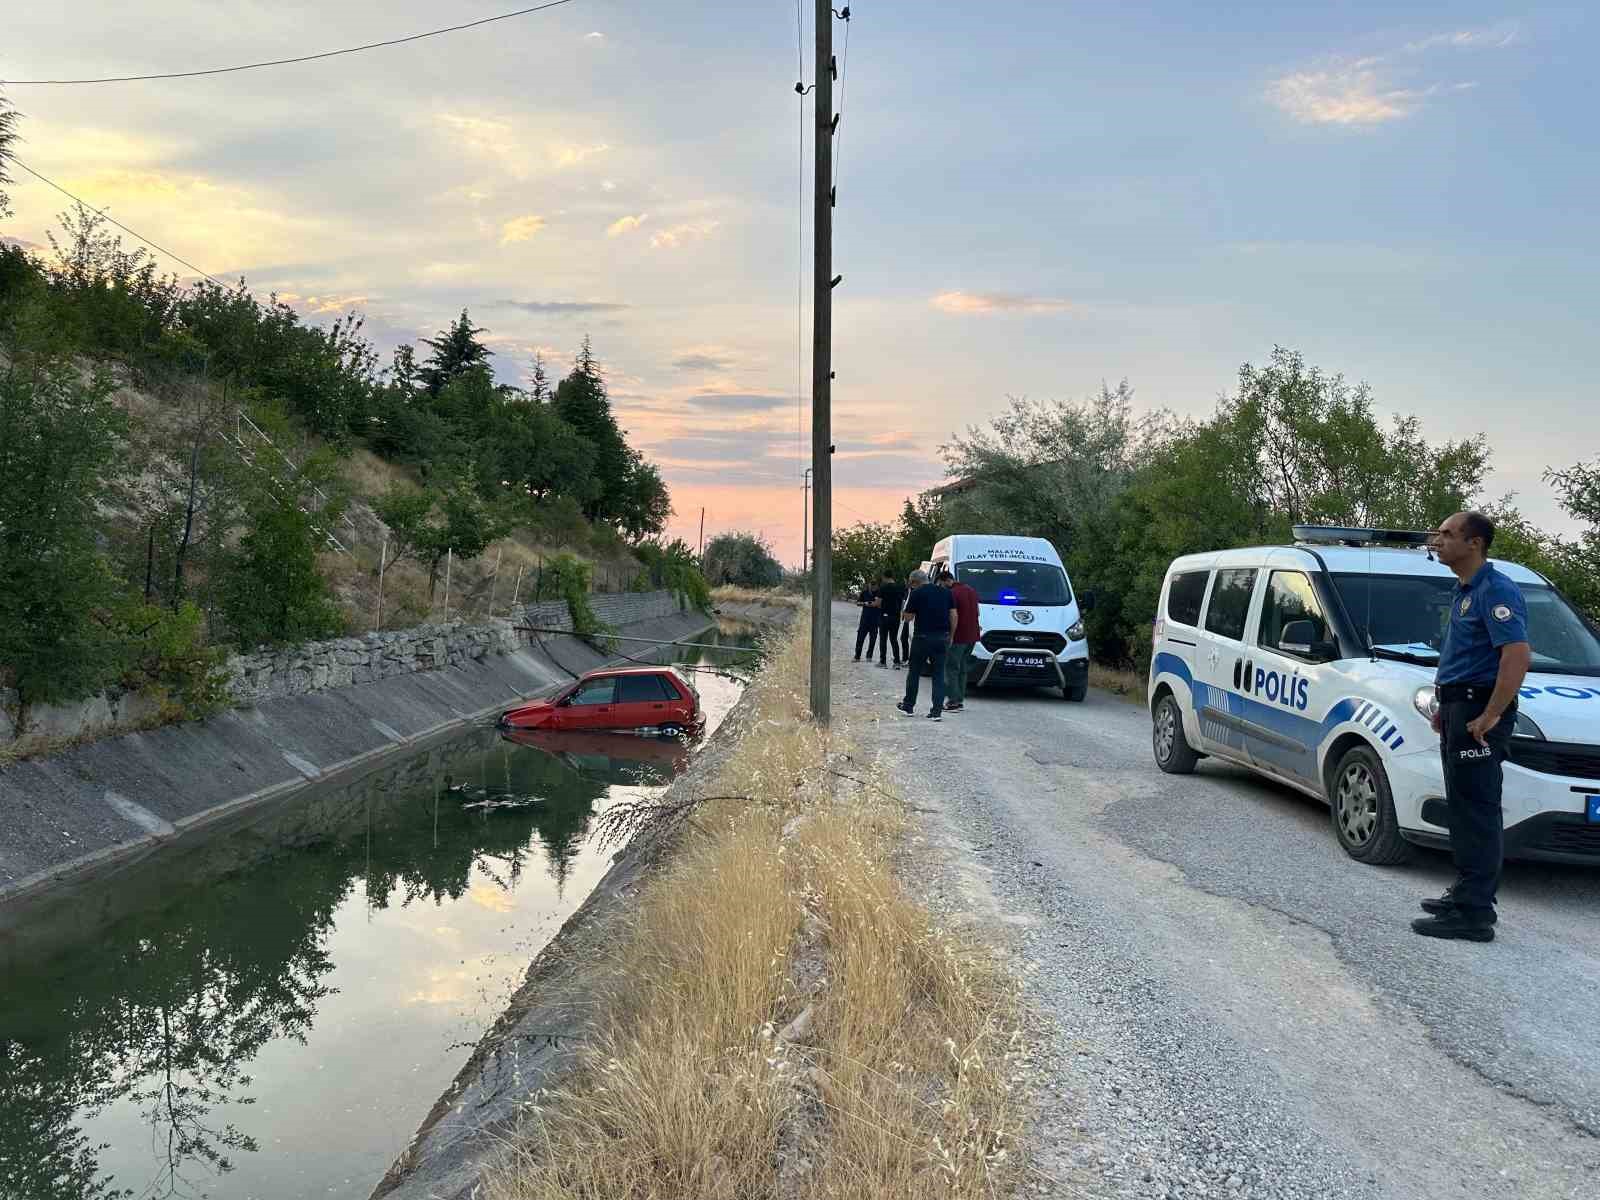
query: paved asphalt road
[{"left": 834, "top": 605, "right": 1600, "bottom": 1200}]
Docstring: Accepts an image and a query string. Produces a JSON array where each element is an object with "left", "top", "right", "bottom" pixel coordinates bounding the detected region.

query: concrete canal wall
[{"left": 0, "top": 592, "right": 712, "bottom": 916}]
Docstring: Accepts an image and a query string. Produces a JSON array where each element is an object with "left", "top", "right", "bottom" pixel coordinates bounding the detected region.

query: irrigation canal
[{"left": 0, "top": 625, "right": 758, "bottom": 1200}]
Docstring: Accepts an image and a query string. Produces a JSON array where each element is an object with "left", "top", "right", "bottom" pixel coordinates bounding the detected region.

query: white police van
[
  {"left": 929, "top": 534, "right": 1091, "bottom": 700},
  {"left": 1147, "top": 527, "right": 1600, "bottom": 864}
]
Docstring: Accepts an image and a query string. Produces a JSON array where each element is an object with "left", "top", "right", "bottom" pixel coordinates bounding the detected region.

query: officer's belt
[{"left": 1437, "top": 682, "right": 1497, "bottom": 703}]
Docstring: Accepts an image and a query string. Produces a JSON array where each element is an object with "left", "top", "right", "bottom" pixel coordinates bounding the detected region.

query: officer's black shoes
[
  {"left": 1411, "top": 912, "right": 1495, "bottom": 942},
  {"left": 1419, "top": 889, "right": 1499, "bottom": 923}
]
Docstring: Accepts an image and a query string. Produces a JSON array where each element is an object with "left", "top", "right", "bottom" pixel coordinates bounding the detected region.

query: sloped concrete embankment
[{"left": 0, "top": 592, "right": 710, "bottom": 918}]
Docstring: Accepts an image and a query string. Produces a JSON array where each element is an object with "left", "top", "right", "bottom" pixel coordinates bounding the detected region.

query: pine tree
[
  {"left": 529, "top": 353, "right": 550, "bottom": 403},
  {"left": 419, "top": 310, "right": 491, "bottom": 397},
  {"left": 553, "top": 338, "right": 631, "bottom": 522}
]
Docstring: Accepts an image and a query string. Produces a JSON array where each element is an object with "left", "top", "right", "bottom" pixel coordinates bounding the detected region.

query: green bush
[
  {"left": 115, "top": 600, "right": 231, "bottom": 720},
  {"left": 634, "top": 538, "right": 712, "bottom": 612},
  {"left": 545, "top": 552, "right": 609, "bottom": 641}
]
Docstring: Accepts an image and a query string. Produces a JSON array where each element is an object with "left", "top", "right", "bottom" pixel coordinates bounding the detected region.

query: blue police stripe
[{"left": 1153, "top": 652, "right": 1405, "bottom": 760}]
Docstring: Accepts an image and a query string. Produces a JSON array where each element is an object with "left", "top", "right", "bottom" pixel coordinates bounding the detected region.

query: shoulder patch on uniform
[{"left": 1493, "top": 603, "right": 1513, "bottom": 621}]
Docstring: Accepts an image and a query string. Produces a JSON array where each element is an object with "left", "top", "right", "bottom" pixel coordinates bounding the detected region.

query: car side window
[
  {"left": 1203, "top": 568, "right": 1257, "bottom": 641},
  {"left": 1258, "top": 571, "right": 1328, "bottom": 655},
  {"left": 1166, "top": 571, "right": 1209, "bottom": 626},
  {"left": 619, "top": 674, "right": 680, "bottom": 702},
  {"left": 569, "top": 678, "right": 616, "bottom": 705},
  {"left": 615, "top": 675, "right": 657, "bottom": 703}
]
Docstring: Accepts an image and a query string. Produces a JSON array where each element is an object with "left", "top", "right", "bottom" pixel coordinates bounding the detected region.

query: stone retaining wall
[{"left": 1, "top": 591, "right": 695, "bottom": 749}]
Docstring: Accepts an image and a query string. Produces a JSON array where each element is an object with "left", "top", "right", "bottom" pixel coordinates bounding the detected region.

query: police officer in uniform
[{"left": 1414, "top": 511, "right": 1532, "bottom": 943}]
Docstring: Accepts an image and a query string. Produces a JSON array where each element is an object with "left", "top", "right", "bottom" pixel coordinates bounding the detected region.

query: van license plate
[
  {"left": 1588, "top": 795, "right": 1600, "bottom": 825},
  {"left": 1002, "top": 653, "right": 1047, "bottom": 666}
]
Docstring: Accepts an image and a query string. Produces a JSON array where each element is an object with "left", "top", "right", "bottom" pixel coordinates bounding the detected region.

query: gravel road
[{"left": 832, "top": 606, "right": 1600, "bottom": 1200}]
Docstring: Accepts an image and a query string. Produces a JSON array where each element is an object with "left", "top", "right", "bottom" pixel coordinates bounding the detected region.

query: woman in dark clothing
[{"left": 853, "top": 580, "right": 880, "bottom": 661}]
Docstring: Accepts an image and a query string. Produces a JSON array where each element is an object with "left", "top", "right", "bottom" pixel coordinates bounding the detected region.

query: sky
[{"left": 3, "top": 1, "right": 1596, "bottom": 566}]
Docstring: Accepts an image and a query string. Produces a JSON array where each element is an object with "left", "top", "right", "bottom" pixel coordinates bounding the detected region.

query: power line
[
  {"left": 833, "top": 7, "right": 852, "bottom": 191},
  {"left": 9, "top": 157, "right": 225, "bottom": 286},
  {"left": 1, "top": 0, "right": 582, "bottom": 85}
]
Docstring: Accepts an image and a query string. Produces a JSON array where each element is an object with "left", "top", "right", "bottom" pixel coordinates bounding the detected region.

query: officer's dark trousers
[
  {"left": 1440, "top": 698, "right": 1516, "bottom": 919},
  {"left": 878, "top": 619, "right": 901, "bottom": 665},
  {"left": 854, "top": 622, "right": 878, "bottom": 660},
  {"left": 903, "top": 634, "right": 949, "bottom": 713}
]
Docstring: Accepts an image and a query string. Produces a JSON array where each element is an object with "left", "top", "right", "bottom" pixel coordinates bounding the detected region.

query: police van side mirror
[
  {"left": 1079, "top": 590, "right": 1097, "bottom": 612},
  {"left": 1280, "top": 620, "right": 1337, "bottom": 662}
]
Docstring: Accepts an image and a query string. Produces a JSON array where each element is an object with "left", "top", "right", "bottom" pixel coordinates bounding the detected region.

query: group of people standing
[{"left": 854, "top": 567, "right": 981, "bottom": 721}]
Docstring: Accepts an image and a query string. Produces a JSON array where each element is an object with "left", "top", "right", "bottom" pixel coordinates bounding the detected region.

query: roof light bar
[{"left": 1292, "top": 525, "right": 1434, "bottom": 547}]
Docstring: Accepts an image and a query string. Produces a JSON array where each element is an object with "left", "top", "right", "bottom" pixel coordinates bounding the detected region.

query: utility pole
[
  {"left": 802, "top": 467, "right": 813, "bottom": 574},
  {"left": 808, "top": 0, "right": 836, "bottom": 724},
  {"left": 698, "top": 506, "right": 706, "bottom": 564}
]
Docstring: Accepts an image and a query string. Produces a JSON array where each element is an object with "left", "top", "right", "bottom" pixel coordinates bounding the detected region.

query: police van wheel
[
  {"left": 1331, "top": 746, "right": 1412, "bottom": 865},
  {"left": 1061, "top": 683, "right": 1087, "bottom": 702},
  {"left": 1152, "top": 693, "right": 1200, "bottom": 774}
]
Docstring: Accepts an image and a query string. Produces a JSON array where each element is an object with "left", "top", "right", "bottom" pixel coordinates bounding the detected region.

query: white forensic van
[
  {"left": 929, "top": 535, "right": 1091, "bottom": 700},
  {"left": 1147, "top": 526, "right": 1600, "bottom": 865}
]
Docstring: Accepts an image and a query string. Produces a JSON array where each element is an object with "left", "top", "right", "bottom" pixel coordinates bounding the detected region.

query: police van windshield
[
  {"left": 956, "top": 561, "right": 1072, "bottom": 606},
  {"left": 1332, "top": 573, "right": 1600, "bottom": 677}
]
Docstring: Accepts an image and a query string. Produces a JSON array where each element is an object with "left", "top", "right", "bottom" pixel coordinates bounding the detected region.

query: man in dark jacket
[
  {"left": 875, "top": 571, "right": 906, "bottom": 668},
  {"left": 896, "top": 568, "right": 957, "bottom": 719},
  {"left": 853, "top": 579, "right": 879, "bottom": 662}
]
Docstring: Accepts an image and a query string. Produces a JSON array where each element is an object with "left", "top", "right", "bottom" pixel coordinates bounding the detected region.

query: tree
[
  {"left": 0, "top": 86, "right": 17, "bottom": 220},
  {"left": 217, "top": 438, "right": 348, "bottom": 647},
  {"left": 635, "top": 537, "right": 711, "bottom": 609},
  {"left": 474, "top": 395, "right": 597, "bottom": 506},
  {"left": 702, "top": 531, "right": 783, "bottom": 588},
  {"left": 529, "top": 352, "right": 551, "bottom": 403},
  {"left": 552, "top": 338, "right": 632, "bottom": 522},
  {"left": 831, "top": 521, "right": 901, "bottom": 590},
  {"left": 1535, "top": 458, "right": 1600, "bottom": 616},
  {"left": 616, "top": 455, "right": 672, "bottom": 540},
  {"left": 0, "top": 356, "right": 128, "bottom": 705},
  {"left": 374, "top": 476, "right": 511, "bottom": 600},
  {"left": 419, "top": 309, "right": 491, "bottom": 398}
]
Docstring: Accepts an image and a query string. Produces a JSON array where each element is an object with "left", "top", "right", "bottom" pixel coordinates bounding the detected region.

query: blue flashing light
[{"left": 998, "top": 589, "right": 1020, "bottom": 605}]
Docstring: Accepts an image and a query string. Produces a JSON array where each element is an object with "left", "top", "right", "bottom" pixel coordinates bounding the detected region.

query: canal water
[{"left": 0, "top": 627, "right": 758, "bottom": 1200}]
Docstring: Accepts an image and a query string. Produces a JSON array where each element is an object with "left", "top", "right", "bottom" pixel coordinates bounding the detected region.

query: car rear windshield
[
  {"left": 1332, "top": 573, "right": 1600, "bottom": 676},
  {"left": 956, "top": 562, "right": 1072, "bottom": 606}
]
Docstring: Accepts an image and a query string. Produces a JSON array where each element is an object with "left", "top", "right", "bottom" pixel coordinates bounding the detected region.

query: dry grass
[
  {"left": 485, "top": 621, "right": 1026, "bottom": 1200},
  {"left": 712, "top": 585, "right": 809, "bottom": 610},
  {"left": 1090, "top": 662, "right": 1146, "bottom": 705}
]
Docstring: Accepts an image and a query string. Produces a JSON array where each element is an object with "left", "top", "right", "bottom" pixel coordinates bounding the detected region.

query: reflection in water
[{"left": 0, "top": 629, "right": 755, "bottom": 1200}]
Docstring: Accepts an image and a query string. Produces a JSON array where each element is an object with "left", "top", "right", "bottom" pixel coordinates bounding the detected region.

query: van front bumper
[{"left": 974, "top": 648, "right": 1088, "bottom": 691}]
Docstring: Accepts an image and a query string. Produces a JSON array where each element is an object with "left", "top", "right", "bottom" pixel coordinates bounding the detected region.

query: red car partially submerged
[{"left": 500, "top": 666, "right": 703, "bottom": 736}]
